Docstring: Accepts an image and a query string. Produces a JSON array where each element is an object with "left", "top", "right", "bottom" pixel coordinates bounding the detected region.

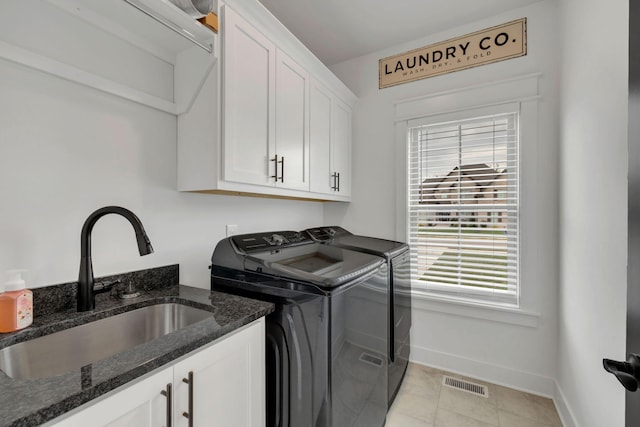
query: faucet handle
[{"left": 93, "top": 279, "right": 121, "bottom": 294}]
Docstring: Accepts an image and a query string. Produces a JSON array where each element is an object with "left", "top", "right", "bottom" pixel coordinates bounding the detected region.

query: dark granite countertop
[{"left": 0, "top": 265, "right": 274, "bottom": 427}]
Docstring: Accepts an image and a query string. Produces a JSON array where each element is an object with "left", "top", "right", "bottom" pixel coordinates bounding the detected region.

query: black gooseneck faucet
[{"left": 78, "top": 206, "right": 154, "bottom": 312}]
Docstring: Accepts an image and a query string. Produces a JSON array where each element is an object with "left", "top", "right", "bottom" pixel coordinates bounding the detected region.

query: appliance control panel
[
  {"left": 231, "top": 230, "right": 312, "bottom": 253},
  {"left": 305, "top": 226, "right": 352, "bottom": 242}
]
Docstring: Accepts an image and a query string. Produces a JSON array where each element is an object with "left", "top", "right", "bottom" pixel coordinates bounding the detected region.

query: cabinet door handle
[
  {"left": 279, "top": 156, "right": 284, "bottom": 182},
  {"left": 160, "top": 383, "right": 172, "bottom": 427},
  {"left": 271, "top": 155, "right": 279, "bottom": 182},
  {"left": 331, "top": 172, "right": 338, "bottom": 191},
  {"left": 337, "top": 172, "right": 340, "bottom": 192},
  {"left": 182, "top": 371, "right": 194, "bottom": 427}
]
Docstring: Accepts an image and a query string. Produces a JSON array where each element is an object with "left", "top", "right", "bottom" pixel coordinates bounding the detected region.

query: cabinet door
[
  {"left": 332, "top": 98, "right": 352, "bottom": 197},
  {"left": 275, "top": 49, "right": 310, "bottom": 190},
  {"left": 309, "top": 80, "right": 352, "bottom": 197},
  {"left": 50, "top": 367, "right": 173, "bottom": 427},
  {"left": 222, "top": 5, "right": 276, "bottom": 186},
  {"left": 173, "top": 319, "right": 265, "bottom": 427},
  {"left": 309, "top": 79, "right": 333, "bottom": 194}
]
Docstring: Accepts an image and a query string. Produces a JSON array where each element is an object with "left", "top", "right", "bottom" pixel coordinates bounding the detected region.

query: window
[{"left": 407, "top": 109, "right": 519, "bottom": 305}]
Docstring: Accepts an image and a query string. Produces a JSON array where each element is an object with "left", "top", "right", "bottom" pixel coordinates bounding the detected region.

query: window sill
[{"left": 411, "top": 291, "right": 539, "bottom": 328}]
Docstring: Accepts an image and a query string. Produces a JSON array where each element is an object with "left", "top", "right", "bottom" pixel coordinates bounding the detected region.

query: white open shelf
[
  {"left": 50, "top": 0, "right": 217, "bottom": 62},
  {"left": 0, "top": 0, "right": 218, "bottom": 115}
]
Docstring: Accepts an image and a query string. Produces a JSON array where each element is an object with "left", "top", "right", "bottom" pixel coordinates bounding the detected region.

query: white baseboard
[
  {"left": 553, "top": 381, "right": 578, "bottom": 427},
  {"left": 410, "top": 344, "right": 555, "bottom": 397}
]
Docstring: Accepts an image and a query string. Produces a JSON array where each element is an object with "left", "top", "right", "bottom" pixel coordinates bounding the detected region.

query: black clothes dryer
[{"left": 305, "top": 226, "right": 412, "bottom": 407}]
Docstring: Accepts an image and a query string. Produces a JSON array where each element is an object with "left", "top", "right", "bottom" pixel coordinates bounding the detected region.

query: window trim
[
  {"left": 412, "top": 293, "right": 539, "bottom": 328},
  {"left": 406, "top": 104, "right": 521, "bottom": 306},
  {"left": 393, "top": 74, "right": 541, "bottom": 320}
]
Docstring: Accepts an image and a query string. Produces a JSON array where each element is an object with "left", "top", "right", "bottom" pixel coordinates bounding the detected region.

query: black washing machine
[
  {"left": 210, "top": 230, "right": 388, "bottom": 427},
  {"left": 305, "top": 226, "right": 411, "bottom": 407}
]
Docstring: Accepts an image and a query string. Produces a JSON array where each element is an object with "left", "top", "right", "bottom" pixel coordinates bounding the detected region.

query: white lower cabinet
[
  {"left": 50, "top": 319, "right": 265, "bottom": 427},
  {"left": 49, "top": 367, "right": 173, "bottom": 427},
  {"left": 172, "top": 319, "right": 264, "bottom": 427}
]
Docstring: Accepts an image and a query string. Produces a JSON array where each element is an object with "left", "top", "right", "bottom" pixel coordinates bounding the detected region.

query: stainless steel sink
[{"left": 0, "top": 303, "right": 212, "bottom": 380}]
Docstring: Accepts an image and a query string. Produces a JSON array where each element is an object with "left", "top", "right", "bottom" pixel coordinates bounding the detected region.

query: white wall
[
  {"left": 327, "top": 0, "right": 561, "bottom": 399},
  {"left": 0, "top": 60, "right": 323, "bottom": 290},
  {"left": 557, "top": 0, "right": 628, "bottom": 425}
]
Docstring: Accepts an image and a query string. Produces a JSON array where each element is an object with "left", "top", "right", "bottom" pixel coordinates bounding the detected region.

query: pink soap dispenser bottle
[{"left": 0, "top": 270, "right": 33, "bottom": 333}]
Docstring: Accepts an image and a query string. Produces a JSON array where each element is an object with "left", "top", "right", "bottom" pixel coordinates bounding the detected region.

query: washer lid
[
  {"left": 305, "top": 227, "right": 408, "bottom": 258},
  {"left": 330, "top": 235, "right": 409, "bottom": 259},
  {"left": 247, "top": 244, "right": 384, "bottom": 289}
]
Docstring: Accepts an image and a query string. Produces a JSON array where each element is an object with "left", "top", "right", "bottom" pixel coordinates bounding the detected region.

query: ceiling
[{"left": 258, "top": 0, "right": 544, "bottom": 66}]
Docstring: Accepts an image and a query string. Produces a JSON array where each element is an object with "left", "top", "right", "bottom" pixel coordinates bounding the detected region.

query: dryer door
[{"left": 266, "top": 321, "right": 290, "bottom": 427}]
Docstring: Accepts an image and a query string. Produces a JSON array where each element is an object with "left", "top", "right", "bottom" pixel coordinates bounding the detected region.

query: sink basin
[{"left": 0, "top": 303, "right": 212, "bottom": 380}]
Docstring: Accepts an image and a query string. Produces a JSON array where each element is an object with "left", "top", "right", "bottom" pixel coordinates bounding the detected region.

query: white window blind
[{"left": 407, "top": 110, "right": 519, "bottom": 305}]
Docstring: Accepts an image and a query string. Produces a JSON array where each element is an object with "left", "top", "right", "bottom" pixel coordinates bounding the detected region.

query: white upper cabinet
[
  {"left": 331, "top": 97, "right": 352, "bottom": 197},
  {"left": 0, "top": 0, "right": 217, "bottom": 115},
  {"left": 273, "top": 49, "right": 310, "bottom": 191},
  {"left": 222, "top": 5, "right": 276, "bottom": 186},
  {"left": 310, "top": 80, "right": 334, "bottom": 194},
  {"left": 177, "top": 0, "right": 355, "bottom": 201},
  {"left": 309, "top": 80, "right": 352, "bottom": 197},
  {"left": 222, "top": 6, "right": 309, "bottom": 191}
]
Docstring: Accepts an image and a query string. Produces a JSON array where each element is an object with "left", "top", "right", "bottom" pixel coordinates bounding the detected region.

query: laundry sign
[{"left": 379, "top": 18, "right": 527, "bottom": 89}]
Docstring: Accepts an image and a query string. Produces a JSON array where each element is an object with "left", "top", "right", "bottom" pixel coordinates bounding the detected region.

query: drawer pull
[{"left": 182, "top": 371, "right": 194, "bottom": 427}]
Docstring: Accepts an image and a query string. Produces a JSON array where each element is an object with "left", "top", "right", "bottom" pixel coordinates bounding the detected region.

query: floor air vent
[
  {"left": 442, "top": 376, "right": 488, "bottom": 398},
  {"left": 358, "top": 352, "right": 383, "bottom": 367}
]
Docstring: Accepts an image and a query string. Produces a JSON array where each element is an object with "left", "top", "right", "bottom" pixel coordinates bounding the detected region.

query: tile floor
[{"left": 387, "top": 363, "right": 563, "bottom": 427}]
